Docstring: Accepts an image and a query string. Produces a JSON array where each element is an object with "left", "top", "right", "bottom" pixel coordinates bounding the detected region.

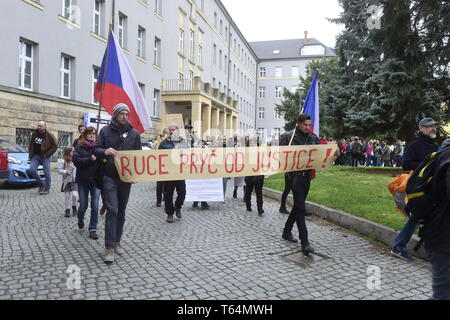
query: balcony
[{"left": 162, "top": 76, "right": 239, "bottom": 111}]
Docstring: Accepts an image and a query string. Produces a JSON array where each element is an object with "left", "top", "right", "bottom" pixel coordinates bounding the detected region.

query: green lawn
[{"left": 265, "top": 166, "right": 407, "bottom": 231}]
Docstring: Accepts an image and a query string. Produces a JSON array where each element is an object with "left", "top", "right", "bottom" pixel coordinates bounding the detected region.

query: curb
[{"left": 262, "top": 187, "right": 429, "bottom": 260}]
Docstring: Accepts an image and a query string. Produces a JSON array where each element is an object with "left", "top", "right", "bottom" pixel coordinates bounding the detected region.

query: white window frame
[
  {"left": 19, "top": 40, "right": 33, "bottom": 91},
  {"left": 259, "top": 86, "right": 265, "bottom": 99},
  {"left": 154, "top": 37, "right": 161, "bottom": 66},
  {"left": 274, "top": 110, "right": 281, "bottom": 119},
  {"left": 118, "top": 13, "right": 127, "bottom": 48},
  {"left": 219, "top": 49, "right": 222, "bottom": 70},
  {"left": 60, "top": 55, "right": 71, "bottom": 99},
  {"left": 275, "top": 67, "right": 282, "bottom": 77},
  {"left": 93, "top": 0, "right": 103, "bottom": 35},
  {"left": 62, "top": 0, "right": 72, "bottom": 20},
  {"left": 92, "top": 66, "right": 100, "bottom": 104},
  {"left": 258, "top": 107, "right": 265, "bottom": 120},
  {"left": 198, "top": 44, "right": 203, "bottom": 68},
  {"left": 259, "top": 67, "right": 266, "bottom": 77},
  {"left": 273, "top": 128, "right": 281, "bottom": 137},
  {"left": 154, "top": 0, "right": 162, "bottom": 15},
  {"left": 153, "top": 89, "right": 160, "bottom": 117},
  {"left": 189, "top": 30, "right": 195, "bottom": 61},
  {"left": 137, "top": 26, "right": 145, "bottom": 58},
  {"left": 178, "top": 29, "right": 184, "bottom": 55},
  {"left": 275, "top": 86, "right": 282, "bottom": 98}
]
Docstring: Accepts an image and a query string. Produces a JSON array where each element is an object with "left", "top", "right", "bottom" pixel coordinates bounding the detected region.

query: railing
[{"left": 163, "top": 79, "right": 193, "bottom": 92}]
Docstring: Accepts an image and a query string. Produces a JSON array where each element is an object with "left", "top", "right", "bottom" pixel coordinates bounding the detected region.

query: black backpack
[{"left": 404, "top": 151, "right": 441, "bottom": 250}]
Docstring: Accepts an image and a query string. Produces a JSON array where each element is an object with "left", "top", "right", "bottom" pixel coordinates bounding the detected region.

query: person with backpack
[
  {"left": 391, "top": 118, "right": 439, "bottom": 260},
  {"left": 423, "top": 138, "right": 450, "bottom": 300}
]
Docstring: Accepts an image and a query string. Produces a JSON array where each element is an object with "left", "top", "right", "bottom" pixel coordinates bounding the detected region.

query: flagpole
[{"left": 96, "top": 23, "right": 113, "bottom": 136}]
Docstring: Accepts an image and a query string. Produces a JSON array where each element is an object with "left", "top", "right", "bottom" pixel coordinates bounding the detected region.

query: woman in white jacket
[{"left": 57, "top": 147, "right": 78, "bottom": 217}]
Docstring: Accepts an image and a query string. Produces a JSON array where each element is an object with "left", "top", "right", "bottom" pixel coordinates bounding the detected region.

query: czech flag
[
  {"left": 302, "top": 70, "right": 319, "bottom": 136},
  {"left": 94, "top": 30, "right": 152, "bottom": 134}
]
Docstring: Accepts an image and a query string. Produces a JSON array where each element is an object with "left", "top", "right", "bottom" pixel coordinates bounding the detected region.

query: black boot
[
  {"left": 279, "top": 206, "right": 290, "bottom": 214},
  {"left": 282, "top": 231, "right": 298, "bottom": 243},
  {"left": 72, "top": 206, "right": 77, "bottom": 217},
  {"left": 233, "top": 187, "right": 238, "bottom": 199},
  {"left": 257, "top": 204, "right": 264, "bottom": 215},
  {"left": 246, "top": 203, "right": 252, "bottom": 212},
  {"left": 64, "top": 209, "right": 70, "bottom": 218},
  {"left": 301, "top": 243, "right": 315, "bottom": 256}
]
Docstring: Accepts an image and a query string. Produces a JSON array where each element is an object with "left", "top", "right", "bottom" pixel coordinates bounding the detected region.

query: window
[
  {"left": 118, "top": 12, "right": 127, "bottom": 48},
  {"left": 62, "top": 0, "right": 72, "bottom": 20},
  {"left": 275, "top": 67, "right": 282, "bottom": 77},
  {"left": 259, "top": 67, "right": 266, "bottom": 77},
  {"left": 292, "top": 66, "right": 299, "bottom": 77},
  {"left": 301, "top": 45, "right": 325, "bottom": 56},
  {"left": 154, "top": 0, "right": 162, "bottom": 15},
  {"left": 273, "top": 49, "right": 280, "bottom": 54},
  {"left": 213, "top": 44, "right": 217, "bottom": 64},
  {"left": 274, "top": 110, "right": 281, "bottom": 119},
  {"left": 258, "top": 107, "right": 265, "bottom": 119},
  {"left": 214, "top": 12, "right": 217, "bottom": 28},
  {"left": 212, "top": 77, "right": 216, "bottom": 87},
  {"left": 257, "top": 128, "right": 265, "bottom": 138},
  {"left": 60, "top": 55, "right": 72, "bottom": 99},
  {"left": 225, "top": 27, "right": 228, "bottom": 41},
  {"left": 55, "top": 131, "right": 73, "bottom": 161},
  {"left": 259, "top": 87, "right": 265, "bottom": 98},
  {"left": 275, "top": 86, "right": 282, "bottom": 98},
  {"left": 138, "top": 83, "right": 145, "bottom": 97},
  {"left": 219, "top": 49, "right": 222, "bottom": 69},
  {"left": 189, "top": 70, "right": 194, "bottom": 81},
  {"left": 15, "top": 128, "right": 34, "bottom": 150},
  {"left": 198, "top": 31, "right": 204, "bottom": 67},
  {"left": 178, "top": 29, "right": 184, "bottom": 54},
  {"left": 272, "top": 128, "right": 281, "bottom": 137},
  {"left": 224, "top": 56, "right": 228, "bottom": 74},
  {"left": 189, "top": 30, "right": 195, "bottom": 60},
  {"left": 92, "top": 66, "right": 100, "bottom": 104},
  {"left": 220, "top": 20, "right": 223, "bottom": 35},
  {"left": 93, "top": 0, "right": 104, "bottom": 35},
  {"left": 154, "top": 37, "right": 161, "bottom": 66},
  {"left": 137, "top": 26, "right": 145, "bottom": 58},
  {"left": 19, "top": 40, "right": 33, "bottom": 91},
  {"left": 153, "top": 89, "right": 160, "bottom": 117}
]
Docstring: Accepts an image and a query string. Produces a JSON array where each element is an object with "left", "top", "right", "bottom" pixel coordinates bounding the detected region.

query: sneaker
[
  {"left": 103, "top": 249, "right": 114, "bottom": 264},
  {"left": 192, "top": 202, "right": 198, "bottom": 208},
  {"left": 201, "top": 204, "right": 209, "bottom": 210},
  {"left": 282, "top": 232, "right": 298, "bottom": 243},
  {"left": 114, "top": 243, "right": 124, "bottom": 255},
  {"left": 390, "top": 248, "right": 413, "bottom": 261},
  {"left": 258, "top": 209, "right": 265, "bottom": 215},
  {"left": 301, "top": 244, "right": 315, "bottom": 256},
  {"left": 167, "top": 214, "right": 174, "bottom": 223},
  {"left": 89, "top": 231, "right": 98, "bottom": 240},
  {"left": 64, "top": 209, "right": 71, "bottom": 218},
  {"left": 40, "top": 190, "right": 49, "bottom": 195},
  {"left": 279, "top": 207, "right": 290, "bottom": 214},
  {"left": 38, "top": 185, "right": 44, "bottom": 193},
  {"left": 175, "top": 208, "right": 182, "bottom": 219},
  {"left": 156, "top": 202, "right": 161, "bottom": 207},
  {"left": 78, "top": 220, "right": 85, "bottom": 230}
]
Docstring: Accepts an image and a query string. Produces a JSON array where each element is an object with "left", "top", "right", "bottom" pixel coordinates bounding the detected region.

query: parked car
[
  {"left": 0, "top": 137, "right": 45, "bottom": 185},
  {"left": 0, "top": 150, "right": 8, "bottom": 180}
]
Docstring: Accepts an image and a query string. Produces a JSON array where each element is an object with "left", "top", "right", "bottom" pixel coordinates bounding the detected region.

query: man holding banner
[{"left": 280, "top": 114, "right": 320, "bottom": 255}]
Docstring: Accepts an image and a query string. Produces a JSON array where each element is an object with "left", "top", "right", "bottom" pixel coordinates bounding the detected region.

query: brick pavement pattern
[{"left": 0, "top": 173, "right": 432, "bottom": 300}]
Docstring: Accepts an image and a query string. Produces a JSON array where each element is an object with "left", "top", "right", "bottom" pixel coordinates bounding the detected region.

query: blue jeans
[
  {"left": 393, "top": 219, "right": 420, "bottom": 252},
  {"left": 77, "top": 182, "right": 100, "bottom": 232},
  {"left": 426, "top": 249, "right": 450, "bottom": 300},
  {"left": 28, "top": 154, "right": 51, "bottom": 190}
]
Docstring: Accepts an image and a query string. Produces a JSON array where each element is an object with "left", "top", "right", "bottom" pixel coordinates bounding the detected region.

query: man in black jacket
[
  {"left": 391, "top": 118, "right": 439, "bottom": 261},
  {"left": 280, "top": 114, "right": 320, "bottom": 255},
  {"left": 423, "top": 138, "right": 450, "bottom": 299},
  {"left": 95, "top": 103, "right": 141, "bottom": 264}
]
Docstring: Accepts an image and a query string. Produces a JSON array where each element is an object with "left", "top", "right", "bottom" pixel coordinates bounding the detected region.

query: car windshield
[{"left": 0, "top": 140, "right": 27, "bottom": 153}]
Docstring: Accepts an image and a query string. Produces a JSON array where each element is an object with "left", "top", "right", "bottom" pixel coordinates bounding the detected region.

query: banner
[
  {"left": 185, "top": 178, "right": 224, "bottom": 202},
  {"left": 114, "top": 144, "right": 338, "bottom": 183}
]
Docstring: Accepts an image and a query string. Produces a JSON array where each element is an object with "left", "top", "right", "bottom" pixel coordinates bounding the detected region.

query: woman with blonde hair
[{"left": 58, "top": 147, "right": 78, "bottom": 218}]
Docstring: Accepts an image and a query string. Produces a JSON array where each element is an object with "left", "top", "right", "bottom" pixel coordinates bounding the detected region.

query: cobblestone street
[{"left": 0, "top": 172, "right": 432, "bottom": 300}]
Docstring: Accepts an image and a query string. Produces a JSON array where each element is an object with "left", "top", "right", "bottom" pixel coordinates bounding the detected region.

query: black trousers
[
  {"left": 244, "top": 176, "right": 264, "bottom": 211},
  {"left": 280, "top": 173, "right": 292, "bottom": 209},
  {"left": 164, "top": 180, "right": 186, "bottom": 215},
  {"left": 156, "top": 181, "right": 164, "bottom": 203},
  {"left": 283, "top": 173, "right": 311, "bottom": 245},
  {"left": 352, "top": 153, "right": 360, "bottom": 167}
]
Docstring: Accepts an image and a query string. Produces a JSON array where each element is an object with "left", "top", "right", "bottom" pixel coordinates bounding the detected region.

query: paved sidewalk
[{"left": 0, "top": 173, "right": 432, "bottom": 300}]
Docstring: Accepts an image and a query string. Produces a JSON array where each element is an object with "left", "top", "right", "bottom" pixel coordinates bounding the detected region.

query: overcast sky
[{"left": 220, "top": 0, "right": 345, "bottom": 48}]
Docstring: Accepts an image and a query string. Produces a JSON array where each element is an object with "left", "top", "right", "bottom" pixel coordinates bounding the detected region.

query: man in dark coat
[
  {"left": 391, "top": 118, "right": 440, "bottom": 261},
  {"left": 424, "top": 138, "right": 450, "bottom": 300},
  {"left": 279, "top": 113, "right": 320, "bottom": 255},
  {"left": 94, "top": 103, "right": 141, "bottom": 264},
  {"left": 27, "top": 121, "right": 58, "bottom": 195}
]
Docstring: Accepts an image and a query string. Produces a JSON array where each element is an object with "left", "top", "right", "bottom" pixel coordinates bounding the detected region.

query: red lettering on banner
[
  {"left": 179, "top": 153, "right": 189, "bottom": 174},
  {"left": 322, "top": 148, "right": 332, "bottom": 168},
  {"left": 208, "top": 150, "right": 218, "bottom": 174},
  {"left": 305, "top": 149, "right": 318, "bottom": 168},
  {"left": 190, "top": 153, "right": 199, "bottom": 174},
  {"left": 235, "top": 152, "right": 244, "bottom": 173},
  {"left": 283, "top": 150, "right": 293, "bottom": 171},
  {"left": 134, "top": 156, "right": 145, "bottom": 175},
  {"left": 159, "top": 154, "right": 168, "bottom": 175},
  {"left": 200, "top": 153, "right": 209, "bottom": 173},
  {"left": 296, "top": 150, "right": 307, "bottom": 170},
  {"left": 261, "top": 151, "right": 271, "bottom": 173},
  {"left": 272, "top": 151, "right": 280, "bottom": 172},
  {"left": 225, "top": 152, "right": 234, "bottom": 173},
  {"left": 120, "top": 156, "right": 132, "bottom": 177},
  {"left": 252, "top": 152, "right": 261, "bottom": 173},
  {"left": 146, "top": 155, "right": 157, "bottom": 175}
]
